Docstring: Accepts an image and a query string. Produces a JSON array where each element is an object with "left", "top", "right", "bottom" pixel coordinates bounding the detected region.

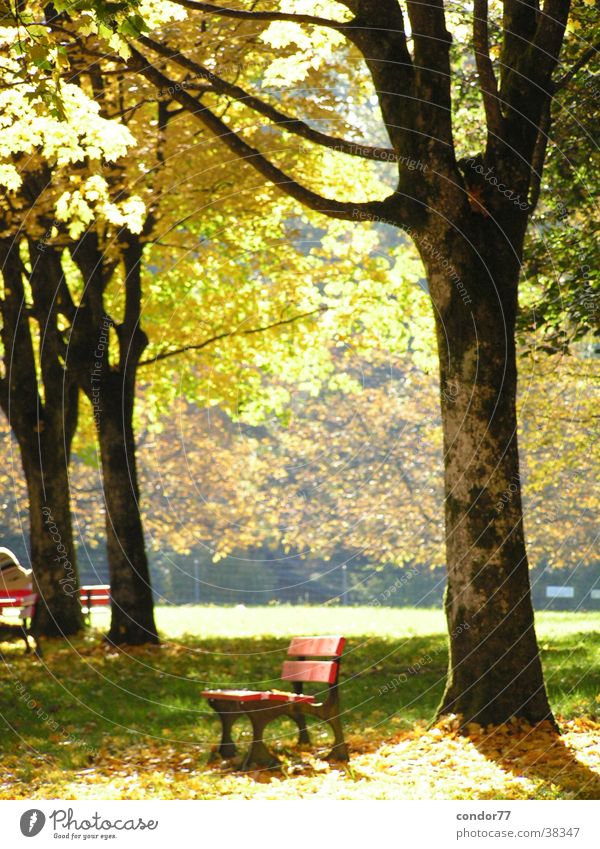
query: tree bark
[
  {"left": 95, "top": 371, "right": 159, "bottom": 645},
  {"left": 0, "top": 237, "right": 83, "bottom": 635},
  {"left": 22, "top": 446, "right": 82, "bottom": 636},
  {"left": 425, "top": 224, "right": 553, "bottom": 726},
  {"left": 70, "top": 232, "right": 159, "bottom": 645}
]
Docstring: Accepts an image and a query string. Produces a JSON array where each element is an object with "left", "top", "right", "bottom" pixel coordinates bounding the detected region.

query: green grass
[{"left": 1, "top": 606, "right": 599, "bottom": 799}]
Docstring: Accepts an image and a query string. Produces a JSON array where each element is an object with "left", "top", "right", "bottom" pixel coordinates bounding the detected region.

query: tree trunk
[
  {"left": 426, "top": 230, "right": 553, "bottom": 726},
  {"left": 23, "top": 445, "right": 83, "bottom": 636},
  {"left": 70, "top": 231, "right": 159, "bottom": 645},
  {"left": 96, "top": 371, "right": 159, "bottom": 645},
  {"left": 0, "top": 237, "right": 83, "bottom": 636}
]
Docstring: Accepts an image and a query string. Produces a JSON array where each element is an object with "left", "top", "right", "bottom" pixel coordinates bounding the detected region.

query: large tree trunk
[
  {"left": 426, "top": 228, "right": 553, "bottom": 726},
  {"left": 70, "top": 232, "right": 159, "bottom": 645},
  {"left": 0, "top": 237, "right": 83, "bottom": 636},
  {"left": 96, "top": 370, "right": 159, "bottom": 645},
  {"left": 23, "top": 445, "right": 82, "bottom": 636}
]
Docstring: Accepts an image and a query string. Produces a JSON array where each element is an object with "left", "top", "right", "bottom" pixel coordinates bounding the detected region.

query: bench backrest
[
  {"left": 0, "top": 590, "right": 38, "bottom": 621},
  {"left": 80, "top": 585, "right": 111, "bottom": 606},
  {"left": 1, "top": 586, "right": 110, "bottom": 616},
  {"left": 0, "top": 588, "right": 34, "bottom": 607},
  {"left": 281, "top": 635, "right": 345, "bottom": 686}
]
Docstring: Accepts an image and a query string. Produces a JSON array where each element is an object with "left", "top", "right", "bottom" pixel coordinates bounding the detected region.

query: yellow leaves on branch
[
  {"left": 259, "top": 1, "right": 346, "bottom": 87},
  {"left": 0, "top": 26, "right": 144, "bottom": 232},
  {"left": 138, "top": 0, "right": 188, "bottom": 28},
  {"left": 55, "top": 178, "right": 146, "bottom": 238}
]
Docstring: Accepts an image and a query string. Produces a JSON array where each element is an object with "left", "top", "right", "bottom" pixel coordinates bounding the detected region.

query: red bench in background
[
  {"left": 0, "top": 590, "right": 40, "bottom": 654},
  {"left": 79, "top": 585, "right": 110, "bottom": 624},
  {"left": 0, "top": 584, "right": 111, "bottom": 650},
  {"left": 202, "top": 635, "right": 348, "bottom": 768},
  {"left": 0, "top": 588, "right": 33, "bottom": 613}
]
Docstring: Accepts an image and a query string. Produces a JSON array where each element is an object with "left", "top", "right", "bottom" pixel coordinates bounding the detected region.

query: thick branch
[
  {"left": 126, "top": 45, "right": 406, "bottom": 225},
  {"left": 554, "top": 40, "right": 600, "bottom": 92},
  {"left": 497, "top": 0, "right": 570, "bottom": 178},
  {"left": 139, "top": 35, "right": 398, "bottom": 163},
  {"left": 404, "top": 0, "right": 454, "bottom": 155},
  {"left": 170, "top": 1, "right": 348, "bottom": 32},
  {"left": 528, "top": 97, "right": 552, "bottom": 212},
  {"left": 0, "top": 238, "right": 43, "bottom": 424},
  {"left": 501, "top": 0, "right": 538, "bottom": 76},
  {"left": 526, "top": 30, "right": 596, "bottom": 211},
  {"left": 531, "top": 0, "right": 573, "bottom": 80},
  {"left": 349, "top": 1, "right": 415, "bottom": 158},
  {"left": 473, "top": 0, "right": 502, "bottom": 145},
  {"left": 139, "top": 306, "right": 328, "bottom": 367}
]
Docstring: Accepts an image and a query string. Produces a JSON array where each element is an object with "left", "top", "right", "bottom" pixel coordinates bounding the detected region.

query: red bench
[
  {"left": 0, "top": 584, "right": 110, "bottom": 638},
  {"left": 202, "top": 635, "right": 348, "bottom": 768},
  {"left": 0, "top": 590, "right": 40, "bottom": 654},
  {"left": 0, "top": 588, "right": 34, "bottom": 612},
  {"left": 80, "top": 585, "right": 111, "bottom": 624}
]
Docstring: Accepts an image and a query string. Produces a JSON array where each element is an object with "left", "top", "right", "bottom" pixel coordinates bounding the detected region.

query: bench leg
[
  {"left": 33, "top": 638, "right": 43, "bottom": 659},
  {"left": 326, "top": 712, "right": 349, "bottom": 761},
  {"left": 243, "top": 712, "right": 281, "bottom": 770},
  {"left": 211, "top": 702, "right": 238, "bottom": 759},
  {"left": 21, "top": 625, "right": 31, "bottom": 655},
  {"left": 294, "top": 710, "right": 311, "bottom": 746}
]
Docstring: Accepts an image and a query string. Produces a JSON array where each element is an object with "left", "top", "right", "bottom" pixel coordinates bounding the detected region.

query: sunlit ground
[{"left": 1, "top": 606, "right": 599, "bottom": 799}]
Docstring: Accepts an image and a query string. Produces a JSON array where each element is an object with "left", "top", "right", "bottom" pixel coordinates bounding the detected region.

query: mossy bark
[
  {"left": 70, "top": 232, "right": 159, "bottom": 646},
  {"left": 426, "top": 227, "right": 553, "bottom": 726},
  {"left": 0, "top": 237, "right": 83, "bottom": 636},
  {"left": 95, "top": 370, "right": 159, "bottom": 646}
]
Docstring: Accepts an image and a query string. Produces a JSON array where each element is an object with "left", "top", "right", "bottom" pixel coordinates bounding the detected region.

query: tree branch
[
  {"left": 554, "top": 40, "right": 600, "bottom": 92},
  {"left": 139, "top": 306, "right": 328, "bottom": 367},
  {"left": 125, "top": 44, "right": 405, "bottom": 225},
  {"left": 528, "top": 96, "right": 552, "bottom": 212},
  {"left": 531, "top": 0, "right": 573, "bottom": 81},
  {"left": 170, "top": 1, "right": 349, "bottom": 33},
  {"left": 497, "top": 0, "right": 570, "bottom": 178},
  {"left": 404, "top": 0, "right": 454, "bottom": 156},
  {"left": 139, "top": 35, "right": 398, "bottom": 163},
  {"left": 473, "top": 0, "right": 503, "bottom": 146}
]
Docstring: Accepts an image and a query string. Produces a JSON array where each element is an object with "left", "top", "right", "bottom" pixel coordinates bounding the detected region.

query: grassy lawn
[{"left": 1, "top": 606, "right": 599, "bottom": 799}]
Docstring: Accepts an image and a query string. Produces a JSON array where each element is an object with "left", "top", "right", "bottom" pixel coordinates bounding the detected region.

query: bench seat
[{"left": 201, "top": 689, "right": 315, "bottom": 703}]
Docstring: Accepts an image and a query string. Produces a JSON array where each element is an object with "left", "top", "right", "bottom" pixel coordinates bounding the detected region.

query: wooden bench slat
[
  {"left": 2, "top": 587, "right": 110, "bottom": 626},
  {"left": 79, "top": 586, "right": 110, "bottom": 604},
  {"left": 0, "top": 589, "right": 33, "bottom": 608},
  {"left": 201, "top": 689, "right": 315, "bottom": 704},
  {"left": 20, "top": 593, "right": 38, "bottom": 619},
  {"left": 287, "top": 635, "right": 345, "bottom": 657},
  {"left": 281, "top": 659, "right": 339, "bottom": 684},
  {"left": 2, "top": 587, "right": 111, "bottom": 603}
]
